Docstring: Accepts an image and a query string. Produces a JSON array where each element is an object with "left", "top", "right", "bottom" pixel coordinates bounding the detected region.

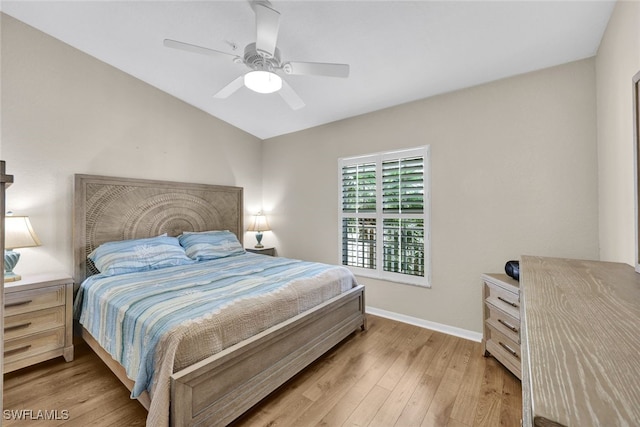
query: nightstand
[
  {"left": 481, "top": 273, "right": 521, "bottom": 379},
  {"left": 246, "top": 247, "right": 275, "bottom": 256},
  {"left": 4, "top": 273, "right": 74, "bottom": 373}
]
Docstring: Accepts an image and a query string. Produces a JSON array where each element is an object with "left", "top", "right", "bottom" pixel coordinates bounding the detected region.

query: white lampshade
[
  {"left": 244, "top": 70, "right": 282, "bottom": 94},
  {"left": 247, "top": 214, "right": 271, "bottom": 232},
  {"left": 5, "top": 216, "right": 41, "bottom": 250}
]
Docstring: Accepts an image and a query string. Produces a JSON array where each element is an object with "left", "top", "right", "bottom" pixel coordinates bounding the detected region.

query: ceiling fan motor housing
[{"left": 244, "top": 42, "right": 281, "bottom": 72}]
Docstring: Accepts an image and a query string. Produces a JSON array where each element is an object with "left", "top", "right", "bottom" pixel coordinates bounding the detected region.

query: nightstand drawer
[
  {"left": 485, "top": 281, "right": 520, "bottom": 319},
  {"left": 4, "top": 327, "right": 65, "bottom": 365},
  {"left": 485, "top": 304, "right": 520, "bottom": 343},
  {"left": 4, "top": 284, "right": 65, "bottom": 316},
  {"left": 485, "top": 324, "right": 521, "bottom": 378},
  {"left": 4, "top": 306, "right": 66, "bottom": 340}
]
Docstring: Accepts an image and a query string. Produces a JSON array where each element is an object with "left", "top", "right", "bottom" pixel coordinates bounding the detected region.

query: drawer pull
[
  {"left": 499, "top": 341, "right": 519, "bottom": 359},
  {"left": 4, "top": 345, "right": 32, "bottom": 357},
  {"left": 5, "top": 299, "right": 33, "bottom": 308},
  {"left": 5, "top": 322, "right": 32, "bottom": 332},
  {"left": 497, "top": 296, "right": 519, "bottom": 308},
  {"left": 498, "top": 318, "right": 519, "bottom": 333}
]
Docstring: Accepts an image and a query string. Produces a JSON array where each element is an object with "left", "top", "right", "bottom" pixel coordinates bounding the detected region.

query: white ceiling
[{"left": 1, "top": 1, "right": 615, "bottom": 140}]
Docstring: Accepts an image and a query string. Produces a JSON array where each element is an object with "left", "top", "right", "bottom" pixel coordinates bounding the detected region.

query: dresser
[
  {"left": 520, "top": 256, "right": 640, "bottom": 426},
  {"left": 4, "top": 273, "right": 74, "bottom": 373},
  {"left": 481, "top": 273, "right": 521, "bottom": 379}
]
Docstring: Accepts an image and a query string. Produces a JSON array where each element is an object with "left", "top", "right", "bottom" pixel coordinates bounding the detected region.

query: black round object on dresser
[{"left": 505, "top": 260, "right": 520, "bottom": 281}]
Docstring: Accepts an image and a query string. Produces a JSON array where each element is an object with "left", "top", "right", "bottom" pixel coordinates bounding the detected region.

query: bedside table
[
  {"left": 481, "top": 273, "right": 521, "bottom": 379},
  {"left": 246, "top": 247, "right": 275, "bottom": 256},
  {"left": 4, "top": 273, "right": 74, "bottom": 373}
]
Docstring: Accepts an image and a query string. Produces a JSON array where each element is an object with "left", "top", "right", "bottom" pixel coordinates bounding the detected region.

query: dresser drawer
[
  {"left": 4, "top": 306, "right": 66, "bottom": 340},
  {"left": 4, "top": 285, "right": 65, "bottom": 316},
  {"left": 4, "top": 327, "right": 65, "bottom": 365},
  {"left": 485, "top": 281, "right": 520, "bottom": 320},
  {"left": 485, "top": 303, "right": 520, "bottom": 344}
]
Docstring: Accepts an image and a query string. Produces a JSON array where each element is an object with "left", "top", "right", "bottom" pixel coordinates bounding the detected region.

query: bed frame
[{"left": 73, "top": 174, "right": 366, "bottom": 426}]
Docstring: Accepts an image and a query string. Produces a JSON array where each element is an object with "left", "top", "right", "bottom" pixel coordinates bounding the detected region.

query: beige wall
[
  {"left": 263, "top": 59, "right": 600, "bottom": 333},
  {"left": 596, "top": 1, "right": 640, "bottom": 266},
  {"left": 0, "top": 14, "right": 263, "bottom": 277}
]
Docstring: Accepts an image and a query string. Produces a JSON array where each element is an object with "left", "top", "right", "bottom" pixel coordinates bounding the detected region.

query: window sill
[{"left": 348, "top": 268, "right": 431, "bottom": 288}]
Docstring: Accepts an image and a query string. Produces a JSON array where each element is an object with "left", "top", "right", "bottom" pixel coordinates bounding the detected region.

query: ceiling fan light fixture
[{"left": 244, "top": 70, "right": 282, "bottom": 94}]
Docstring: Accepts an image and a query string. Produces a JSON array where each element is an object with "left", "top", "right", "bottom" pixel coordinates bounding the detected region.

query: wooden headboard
[{"left": 73, "top": 174, "right": 243, "bottom": 284}]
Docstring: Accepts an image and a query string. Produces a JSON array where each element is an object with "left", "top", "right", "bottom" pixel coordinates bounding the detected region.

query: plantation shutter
[
  {"left": 382, "top": 157, "right": 424, "bottom": 213},
  {"left": 341, "top": 160, "right": 377, "bottom": 270},
  {"left": 381, "top": 155, "right": 425, "bottom": 277},
  {"left": 341, "top": 162, "right": 376, "bottom": 212},
  {"left": 339, "top": 147, "right": 430, "bottom": 287}
]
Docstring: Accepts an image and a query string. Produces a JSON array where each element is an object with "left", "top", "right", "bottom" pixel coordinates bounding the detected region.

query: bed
[{"left": 72, "top": 174, "right": 366, "bottom": 427}]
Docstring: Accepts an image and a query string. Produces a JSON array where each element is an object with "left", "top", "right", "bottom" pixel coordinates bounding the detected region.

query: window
[{"left": 339, "top": 146, "right": 430, "bottom": 287}]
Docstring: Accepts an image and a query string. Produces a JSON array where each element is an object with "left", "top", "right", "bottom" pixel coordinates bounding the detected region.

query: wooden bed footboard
[{"left": 171, "top": 284, "right": 365, "bottom": 427}]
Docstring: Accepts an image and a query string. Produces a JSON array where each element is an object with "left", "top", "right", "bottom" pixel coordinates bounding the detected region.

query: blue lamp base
[
  {"left": 4, "top": 250, "right": 21, "bottom": 282},
  {"left": 254, "top": 231, "right": 264, "bottom": 248}
]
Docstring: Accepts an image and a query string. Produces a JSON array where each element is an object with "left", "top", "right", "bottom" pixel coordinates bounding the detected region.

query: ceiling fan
[{"left": 163, "top": 0, "right": 350, "bottom": 110}]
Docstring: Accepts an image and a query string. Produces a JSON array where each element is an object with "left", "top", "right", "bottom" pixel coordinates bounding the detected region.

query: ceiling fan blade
[
  {"left": 279, "top": 80, "right": 305, "bottom": 110},
  {"left": 253, "top": 1, "right": 280, "bottom": 58},
  {"left": 214, "top": 76, "right": 245, "bottom": 99},
  {"left": 283, "top": 61, "right": 350, "bottom": 78},
  {"left": 163, "top": 39, "right": 238, "bottom": 59}
]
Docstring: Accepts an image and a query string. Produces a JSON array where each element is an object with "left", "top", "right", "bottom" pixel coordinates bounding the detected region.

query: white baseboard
[{"left": 365, "top": 306, "right": 482, "bottom": 342}]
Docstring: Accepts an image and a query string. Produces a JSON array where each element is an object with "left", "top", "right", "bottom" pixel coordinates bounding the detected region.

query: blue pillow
[
  {"left": 178, "top": 230, "right": 245, "bottom": 261},
  {"left": 88, "top": 235, "right": 194, "bottom": 276}
]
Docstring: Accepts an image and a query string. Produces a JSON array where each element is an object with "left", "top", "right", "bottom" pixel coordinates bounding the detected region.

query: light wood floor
[{"left": 3, "top": 315, "right": 522, "bottom": 426}]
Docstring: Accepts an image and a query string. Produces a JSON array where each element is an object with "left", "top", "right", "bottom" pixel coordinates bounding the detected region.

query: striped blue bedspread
[{"left": 74, "top": 252, "right": 357, "bottom": 403}]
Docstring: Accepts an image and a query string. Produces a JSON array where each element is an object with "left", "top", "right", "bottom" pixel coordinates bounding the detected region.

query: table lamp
[
  {"left": 247, "top": 212, "right": 270, "bottom": 248},
  {"left": 4, "top": 215, "right": 41, "bottom": 282}
]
